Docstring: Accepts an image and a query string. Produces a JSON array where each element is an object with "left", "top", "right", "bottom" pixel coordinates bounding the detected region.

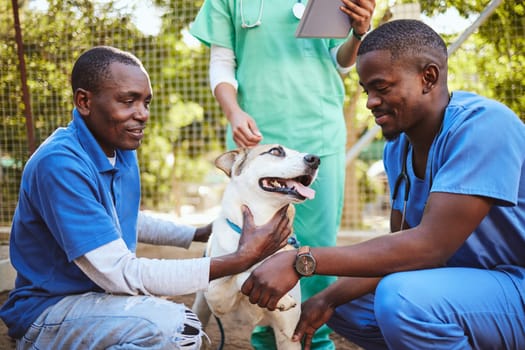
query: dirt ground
[{"left": 0, "top": 233, "right": 373, "bottom": 349}]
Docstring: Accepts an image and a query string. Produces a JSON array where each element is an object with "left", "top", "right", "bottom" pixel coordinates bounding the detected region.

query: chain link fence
[{"left": 1, "top": 0, "right": 523, "bottom": 234}]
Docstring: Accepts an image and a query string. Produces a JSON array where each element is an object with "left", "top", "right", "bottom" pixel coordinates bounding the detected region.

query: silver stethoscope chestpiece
[{"left": 292, "top": 1, "right": 305, "bottom": 19}]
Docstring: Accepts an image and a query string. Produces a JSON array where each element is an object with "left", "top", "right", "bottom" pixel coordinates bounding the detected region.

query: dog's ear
[{"left": 215, "top": 149, "right": 242, "bottom": 177}]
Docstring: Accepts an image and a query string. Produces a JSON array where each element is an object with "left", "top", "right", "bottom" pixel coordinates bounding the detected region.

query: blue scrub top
[{"left": 384, "top": 91, "right": 525, "bottom": 269}]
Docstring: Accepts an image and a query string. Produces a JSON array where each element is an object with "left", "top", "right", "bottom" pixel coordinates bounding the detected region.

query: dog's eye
[{"left": 267, "top": 146, "right": 285, "bottom": 157}]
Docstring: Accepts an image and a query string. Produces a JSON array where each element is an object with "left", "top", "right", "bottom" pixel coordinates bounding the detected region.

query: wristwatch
[
  {"left": 352, "top": 25, "right": 371, "bottom": 41},
  {"left": 294, "top": 246, "right": 316, "bottom": 277}
]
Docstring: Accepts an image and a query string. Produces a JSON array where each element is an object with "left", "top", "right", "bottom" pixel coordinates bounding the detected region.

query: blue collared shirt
[{"left": 0, "top": 109, "right": 141, "bottom": 338}]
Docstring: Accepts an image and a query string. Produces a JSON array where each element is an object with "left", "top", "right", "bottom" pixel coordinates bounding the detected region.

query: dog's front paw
[{"left": 276, "top": 294, "right": 297, "bottom": 311}]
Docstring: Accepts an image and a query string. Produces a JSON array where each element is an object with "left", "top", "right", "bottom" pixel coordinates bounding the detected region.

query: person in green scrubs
[{"left": 190, "top": 0, "right": 375, "bottom": 348}]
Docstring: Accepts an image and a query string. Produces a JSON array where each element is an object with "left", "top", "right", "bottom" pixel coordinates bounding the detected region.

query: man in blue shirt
[
  {"left": 240, "top": 20, "right": 525, "bottom": 349},
  {"left": 0, "top": 46, "right": 291, "bottom": 349}
]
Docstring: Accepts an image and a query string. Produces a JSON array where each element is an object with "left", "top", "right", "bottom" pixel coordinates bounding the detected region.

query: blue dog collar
[
  {"left": 226, "top": 218, "right": 300, "bottom": 248},
  {"left": 226, "top": 218, "right": 242, "bottom": 234}
]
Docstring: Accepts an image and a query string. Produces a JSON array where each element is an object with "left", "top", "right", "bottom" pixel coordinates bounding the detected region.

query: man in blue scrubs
[{"left": 240, "top": 20, "right": 525, "bottom": 349}]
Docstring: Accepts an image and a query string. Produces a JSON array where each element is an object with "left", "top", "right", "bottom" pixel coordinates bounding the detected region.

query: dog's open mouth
[{"left": 259, "top": 175, "right": 316, "bottom": 200}]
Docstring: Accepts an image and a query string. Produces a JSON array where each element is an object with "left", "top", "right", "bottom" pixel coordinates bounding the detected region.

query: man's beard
[{"left": 382, "top": 129, "right": 401, "bottom": 141}]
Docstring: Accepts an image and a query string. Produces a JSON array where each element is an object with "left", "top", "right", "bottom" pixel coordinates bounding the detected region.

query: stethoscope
[
  {"left": 392, "top": 123, "right": 443, "bottom": 231},
  {"left": 391, "top": 139, "right": 411, "bottom": 232},
  {"left": 240, "top": 0, "right": 305, "bottom": 28}
]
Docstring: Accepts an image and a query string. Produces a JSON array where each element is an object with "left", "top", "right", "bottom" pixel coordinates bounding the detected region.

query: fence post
[{"left": 11, "top": 0, "right": 36, "bottom": 155}]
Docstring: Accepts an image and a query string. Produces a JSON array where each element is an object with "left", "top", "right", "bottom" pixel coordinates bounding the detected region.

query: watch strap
[{"left": 297, "top": 245, "right": 311, "bottom": 256}]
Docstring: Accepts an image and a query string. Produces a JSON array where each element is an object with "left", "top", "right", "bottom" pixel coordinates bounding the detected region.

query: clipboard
[{"left": 295, "top": 0, "right": 352, "bottom": 39}]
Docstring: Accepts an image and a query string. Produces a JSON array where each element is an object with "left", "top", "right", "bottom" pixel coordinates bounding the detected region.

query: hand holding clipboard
[
  {"left": 295, "top": 0, "right": 352, "bottom": 38},
  {"left": 295, "top": 0, "right": 374, "bottom": 39}
]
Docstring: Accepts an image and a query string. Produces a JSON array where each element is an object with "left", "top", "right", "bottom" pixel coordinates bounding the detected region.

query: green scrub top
[{"left": 190, "top": 0, "right": 348, "bottom": 156}]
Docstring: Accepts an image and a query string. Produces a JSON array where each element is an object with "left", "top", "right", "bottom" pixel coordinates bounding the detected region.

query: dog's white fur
[{"left": 192, "top": 144, "right": 320, "bottom": 349}]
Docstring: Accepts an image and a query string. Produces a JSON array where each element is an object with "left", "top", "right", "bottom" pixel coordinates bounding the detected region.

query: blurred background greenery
[{"left": 1, "top": 0, "right": 523, "bottom": 231}]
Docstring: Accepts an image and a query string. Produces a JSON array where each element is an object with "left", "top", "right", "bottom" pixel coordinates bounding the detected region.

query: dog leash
[
  {"left": 226, "top": 218, "right": 301, "bottom": 248},
  {"left": 214, "top": 315, "right": 225, "bottom": 350},
  {"left": 199, "top": 250, "right": 226, "bottom": 350}
]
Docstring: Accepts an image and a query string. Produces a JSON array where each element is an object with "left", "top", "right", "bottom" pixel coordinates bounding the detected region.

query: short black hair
[
  {"left": 358, "top": 19, "right": 447, "bottom": 63},
  {"left": 71, "top": 46, "right": 143, "bottom": 94}
]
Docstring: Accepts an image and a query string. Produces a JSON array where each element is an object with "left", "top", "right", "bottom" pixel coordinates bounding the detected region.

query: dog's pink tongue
[{"left": 287, "top": 180, "right": 316, "bottom": 199}]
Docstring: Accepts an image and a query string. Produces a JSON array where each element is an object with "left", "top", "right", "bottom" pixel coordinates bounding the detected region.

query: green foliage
[
  {"left": 1, "top": 0, "right": 523, "bottom": 224},
  {"left": 1, "top": 0, "right": 223, "bottom": 220},
  {"left": 420, "top": 0, "right": 524, "bottom": 121}
]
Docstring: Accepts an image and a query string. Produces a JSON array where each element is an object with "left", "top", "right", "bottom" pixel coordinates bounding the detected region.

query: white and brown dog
[{"left": 192, "top": 144, "right": 320, "bottom": 349}]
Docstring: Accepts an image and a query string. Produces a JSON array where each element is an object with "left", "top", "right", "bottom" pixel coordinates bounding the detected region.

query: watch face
[{"left": 296, "top": 254, "right": 316, "bottom": 276}]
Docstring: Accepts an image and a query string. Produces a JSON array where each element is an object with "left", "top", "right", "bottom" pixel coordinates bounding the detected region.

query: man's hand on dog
[
  {"left": 193, "top": 223, "right": 213, "bottom": 242},
  {"left": 208, "top": 205, "right": 290, "bottom": 281},
  {"left": 237, "top": 204, "right": 291, "bottom": 264},
  {"left": 292, "top": 294, "right": 336, "bottom": 349},
  {"left": 241, "top": 250, "right": 299, "bottom": 311}
]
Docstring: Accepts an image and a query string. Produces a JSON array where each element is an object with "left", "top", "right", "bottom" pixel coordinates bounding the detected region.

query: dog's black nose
[{"left": 304, "top": 154, "right": 320, "bottom": 169}]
